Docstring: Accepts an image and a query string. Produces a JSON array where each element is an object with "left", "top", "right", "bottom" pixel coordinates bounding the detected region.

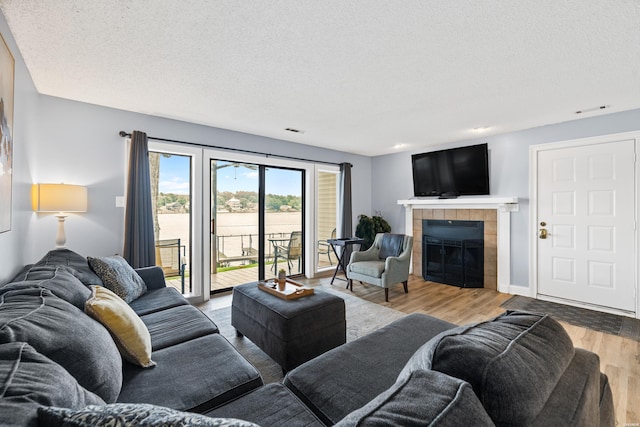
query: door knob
[{"left": 539, "top": 228, "right": 547, "bottom": 239}]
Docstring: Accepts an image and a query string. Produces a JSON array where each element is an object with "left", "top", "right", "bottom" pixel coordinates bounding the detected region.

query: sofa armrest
[{"left": 135, "top": 266, "right": 166, "bottom": 290}]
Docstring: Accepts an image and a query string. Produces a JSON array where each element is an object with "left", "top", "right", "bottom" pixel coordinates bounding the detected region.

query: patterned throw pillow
[
  {"left": 85, "top": 286, "right": 155, "bottom": 368},
  {"left": 87, "top": 255, "right": 147, "bottom": 303},
  {"left": 38, "top": 403, "right": 261, "bottom": 427}
]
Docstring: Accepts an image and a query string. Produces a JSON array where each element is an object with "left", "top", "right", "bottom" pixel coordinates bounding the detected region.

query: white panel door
[{"left": 537, "top": 139, "right": 636, "bottom": 312}]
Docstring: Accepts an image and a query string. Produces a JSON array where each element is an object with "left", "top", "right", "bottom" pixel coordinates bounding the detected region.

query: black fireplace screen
[{"left": 422, "top": 220, "right": 484, "bottom": 288}]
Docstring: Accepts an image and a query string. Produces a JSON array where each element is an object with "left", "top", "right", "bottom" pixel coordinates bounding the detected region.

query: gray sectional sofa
[
  {"left": 0, "top": 249, "right": 263, "bottom": 426},
  {"left": 210, "top": 311, "right": 615, "bottom": 426},
  {"left": 1, "top": 249, "right": 615, "bottom": 426}
]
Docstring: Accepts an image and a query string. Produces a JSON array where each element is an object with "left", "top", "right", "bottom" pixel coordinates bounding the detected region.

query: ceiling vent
[
  {"left": 575, "top": 105, "right": 609, "bottom": 114},
  {"left": 285, "top": 128, "right": 304, "bottom": 134}
]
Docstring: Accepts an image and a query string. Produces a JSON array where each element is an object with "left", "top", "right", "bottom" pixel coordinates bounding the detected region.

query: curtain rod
[{"left": 118, "top": 131, "right": 348, "bottom": 167}]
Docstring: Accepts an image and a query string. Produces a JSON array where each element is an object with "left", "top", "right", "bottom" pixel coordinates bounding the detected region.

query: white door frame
[{"left": 529, "top": 130, "right": 640, "bottom": 319}]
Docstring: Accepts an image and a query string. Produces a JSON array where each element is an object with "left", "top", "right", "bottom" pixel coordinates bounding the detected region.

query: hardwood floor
[{"left": 295, "top": 273, "right": 639, "bottom": 426}]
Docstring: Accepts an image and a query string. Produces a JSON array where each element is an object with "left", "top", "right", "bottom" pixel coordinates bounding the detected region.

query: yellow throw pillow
[{"left": 85, "top": 286, "right": 156, "bottom": 368}]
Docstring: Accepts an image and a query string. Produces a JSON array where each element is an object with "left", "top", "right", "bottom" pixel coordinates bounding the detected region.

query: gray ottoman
[{"left": 232, "top": 282, "right": 346, "bottom": 372}]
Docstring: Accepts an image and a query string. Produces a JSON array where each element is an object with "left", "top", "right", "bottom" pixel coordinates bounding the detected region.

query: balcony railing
[{"left": 215, "top": 232, "right": 292, "bottom": 267}]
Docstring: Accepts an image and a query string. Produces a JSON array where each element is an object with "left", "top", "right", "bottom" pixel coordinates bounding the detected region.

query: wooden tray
[{"left": 258, "top": 278, "right": 315, "bottom": 300}]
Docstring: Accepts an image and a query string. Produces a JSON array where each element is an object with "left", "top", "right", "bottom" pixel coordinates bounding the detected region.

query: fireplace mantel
[
  {"left": 397, "top": 196, "right": 519, "bottom": 211},
  {"left": 398, "top": 196, "right": 519, "bottom": 293}
]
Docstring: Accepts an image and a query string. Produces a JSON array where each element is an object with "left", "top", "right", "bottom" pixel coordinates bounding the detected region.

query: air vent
[
  {"left": 575, "top": 105, "right": 609, "bottom": 114},
  {"left": 285, "top": 128, "right": 304, "bottom": 134}
]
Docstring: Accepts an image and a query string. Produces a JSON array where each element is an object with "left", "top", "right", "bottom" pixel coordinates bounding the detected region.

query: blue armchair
[{"left": 346, "top": 233, "right": 413, "bottom": 302}]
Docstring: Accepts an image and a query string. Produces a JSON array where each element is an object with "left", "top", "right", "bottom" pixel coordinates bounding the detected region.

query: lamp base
[{"left": 55, "top": 215, "right": 68, "bottom": 248}]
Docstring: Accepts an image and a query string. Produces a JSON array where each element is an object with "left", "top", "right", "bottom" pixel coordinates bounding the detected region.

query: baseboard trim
[{"left": 504, "top": 284, "right": 533, "bottom": 297}]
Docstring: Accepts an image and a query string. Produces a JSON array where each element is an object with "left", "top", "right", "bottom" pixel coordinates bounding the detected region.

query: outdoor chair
[
  {"left": 317, "top": 228, "right": 336, "bottom": 265},
  {"left": 156, "top": 238, "right": 187, "bottom": 293},
  {"left": 346, "top": 233, "right": 413, "bottom": 302},
  {"left": 274, "top": 231, "right": 302, "bottom": 274}
]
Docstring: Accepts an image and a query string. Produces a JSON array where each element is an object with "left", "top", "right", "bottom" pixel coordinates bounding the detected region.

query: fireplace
[
  {"left": 422, "top": 219, "right": 484, "bottom": 288},
  {"left": 399, "top": 197, "right": 519, "bottom": 293}
]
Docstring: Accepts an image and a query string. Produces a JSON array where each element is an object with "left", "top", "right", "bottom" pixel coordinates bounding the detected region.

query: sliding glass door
[
  {"left": 145, "top": 142, "right": 334, "bottom": 302},
  {"left": 209, "top": 158, "right": 304, "bottom": 293},
  {"left": 265, "top": 167, "right": 304, "bottom": 277}
]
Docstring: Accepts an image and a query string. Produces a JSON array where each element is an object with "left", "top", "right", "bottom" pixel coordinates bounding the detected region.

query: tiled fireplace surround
[
  {"left": 399, "top": 197, "right": 519, "bottom": 293},
  {"left": 412, "top": 208, "right": 498, "bottom": 289}
]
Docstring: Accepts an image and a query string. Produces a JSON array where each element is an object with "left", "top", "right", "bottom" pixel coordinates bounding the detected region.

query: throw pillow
[
  {"left": 0, "top": 342, "right": 105, "bottom": 427},
  {"left": 88, "top": 255, "right": 147, "bottom": 303},
  {"left": 399, "top": 310, "right": 575, "bottom": 426},
  {"left": 378, "top": 234, "right": 404, "bottom": 259},
  {"left": 33, "top": 248, "right": 104, "bottom": 286},
  {"left": 38, "top": 403, "right": 261, "bottom": 427},
  {"left": 0, "top": 285, "right": 123, "bottom": 403},
  {"left": 85, "top": 286, "right": 156, "bottom": 368},
  {"left": 335, "top": 370, "right": 494, "bottom": 427}
]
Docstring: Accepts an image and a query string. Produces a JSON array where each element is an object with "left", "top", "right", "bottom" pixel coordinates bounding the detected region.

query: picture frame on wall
[{"left": 0, "top": 31, "right": 14, "bottom": 233}]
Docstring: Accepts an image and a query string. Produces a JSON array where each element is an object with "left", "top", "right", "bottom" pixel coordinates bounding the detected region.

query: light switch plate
[{"left": 115, "top": 196, "right": 125, "bottom": 208}]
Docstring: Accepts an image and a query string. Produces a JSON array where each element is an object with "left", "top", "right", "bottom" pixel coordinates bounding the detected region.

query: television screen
[{"left": 412, "top": 143, "right": 489, "bottom": 198}]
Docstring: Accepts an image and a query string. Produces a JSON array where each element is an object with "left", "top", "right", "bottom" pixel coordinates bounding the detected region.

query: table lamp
[{"left": 32, "top": 183, "right": 88, "bottom": 248}]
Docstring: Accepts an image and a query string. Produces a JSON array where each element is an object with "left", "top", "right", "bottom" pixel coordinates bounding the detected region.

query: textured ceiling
[{"left": 1, "top": 1, "right": 639, "bottom": 156}]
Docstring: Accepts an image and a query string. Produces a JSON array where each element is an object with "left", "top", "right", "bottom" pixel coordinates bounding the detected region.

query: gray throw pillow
[
  {"left": 0, "top": 286, "right": 123, "bottom": 403},
  {"left": 88, "top": 255, "right": 147, "bottom": 303},
  {"left": 336, "top": 369, "right": 494, "bottom": 427},
  {"left": 33, "top": 248, "right": 104, "bottom": 286},
  {"left": 38, "top": 403, "right": 261, "bottom": 427},
  {"left": 4, "top": 265, "right": 91, "bottom": 309},
  {"left": 399, "top": 311, "right": 575, "bottom": 426},
  {"left": 0, "top": 342, "right": 105, "bottom": 427}
]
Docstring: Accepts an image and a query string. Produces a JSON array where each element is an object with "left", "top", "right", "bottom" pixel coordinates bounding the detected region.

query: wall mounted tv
[{"left": 411, "top": 143, "right": 489, "bottom": 198}]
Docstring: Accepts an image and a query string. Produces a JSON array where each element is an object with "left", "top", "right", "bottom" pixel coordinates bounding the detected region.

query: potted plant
[
  {"left": 355, "top": 213, "right": 391, "bottom": 250},
  {"left": 277, "top": 268, "right": 287, "bottom": 291}
]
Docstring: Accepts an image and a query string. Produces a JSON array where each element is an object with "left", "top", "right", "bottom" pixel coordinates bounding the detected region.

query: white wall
[
  {"left": 29, "top": 96, "right": 372, "bottom": 259},
  {"left": 0, "top": 12, "right": 39, "bottom": 283},
  {"left": 371, "top": 108, "right": 640, "bottom": 290},
  {"left": 0, "top": 11, "right": 371, "bottom": 283}
]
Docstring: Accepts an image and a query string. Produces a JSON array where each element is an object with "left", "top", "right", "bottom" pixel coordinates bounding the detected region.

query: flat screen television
[{"left": 411, "top": 143, "right": 489, "bottom": 198}]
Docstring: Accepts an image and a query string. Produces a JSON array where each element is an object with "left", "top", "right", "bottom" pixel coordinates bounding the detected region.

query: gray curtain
[
  {"left": 339, "top": 162, "right": 354, "bottom": 260},
  {"left": 123, "top": 130, "right": 156, "bottom": 268}
]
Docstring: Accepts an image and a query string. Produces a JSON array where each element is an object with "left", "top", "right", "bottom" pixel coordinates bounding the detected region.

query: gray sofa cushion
[
  {"left": 32, "top": 248, "right": 103, "bottom": 286},
  {"left": 118, "top": 334, "right": 263, "bottom": 413},
  {"left": 0, "top": 342, "right": 105, "bottom": 427},
  {"left": 3, "top": 265, "right": 91, "bottom": 309},
  {"left": 0, "top": 285, "right": 123, "bottom": 403},
  {"left": 129, "top": 286, "right": 189, "bottom": 315},
  {"left": 400, "top": 311, "right": 575, "bottom": 426},
  {"left": 141, "top": 304, "right": 219, "bottom": 351},
  {"left": 38, "top": 403, "right": 260, "bottom": 427},
  {"left": 335, "top": 369, "right": 495, "bottom": 427},
  {"left": 205, "top": 383, "right": 324, "bottom": 427}
]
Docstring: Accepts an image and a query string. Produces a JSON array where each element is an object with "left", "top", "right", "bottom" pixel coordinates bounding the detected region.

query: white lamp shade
[{"left": 32, "top": 184, "right": 88, "bottom": 213}]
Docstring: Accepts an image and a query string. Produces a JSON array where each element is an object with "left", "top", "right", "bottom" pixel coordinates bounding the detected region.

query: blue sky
[{"left": 158, "top": 155, "right": 302, "bottom": 196}]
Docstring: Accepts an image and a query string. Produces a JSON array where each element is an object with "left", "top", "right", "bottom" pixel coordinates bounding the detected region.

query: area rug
[
  {"left": 501, "top": 295, "right": 640, "bottom": 342},
  {"left": 203, "top": 286, "right": 406, "bottom": 383}
]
